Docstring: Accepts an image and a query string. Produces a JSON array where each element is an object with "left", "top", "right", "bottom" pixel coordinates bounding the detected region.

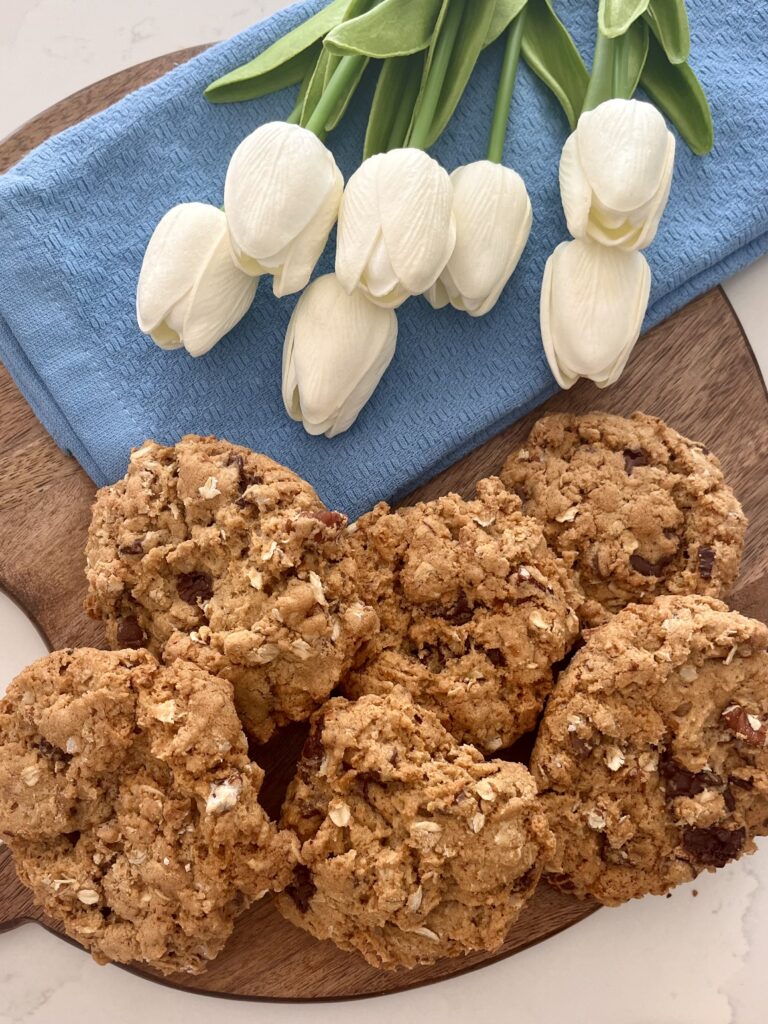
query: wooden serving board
[{"left": 2, "top": 50, "right": 768, "bottom": 1003}]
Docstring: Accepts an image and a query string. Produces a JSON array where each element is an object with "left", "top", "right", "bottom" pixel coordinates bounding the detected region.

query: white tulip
[
  {"left": 136, "top": 203, "right": 258, "bottom": 357},
  {"left": 559, "top": 98, "right": 675, "bottom": 251},
  {"left": 426, "top": 161, "right": 532, "bottom": 317},
  {"left": 282, "top": 274, "right": 397, "bottom": 438},
  {"left": 541, "top": 238, "right": 651, "bottom": 389},
  {"left": 336, "top": 148, "right": 456, "bottom": 309},
  {"left": 224, "top": 122, "right": 344, "bottom": 297}
]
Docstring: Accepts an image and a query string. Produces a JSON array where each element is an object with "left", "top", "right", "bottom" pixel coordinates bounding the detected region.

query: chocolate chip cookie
[
  {"left": 85, "top": 436, "right": 378, "bottom": 742},
  {"left": 501, "top": 412, "right": 746, "bottom": 624},
  {"left": 278, "top": 688, "right": 554, "bottom": 969},
  {"left": 531, "top": 596, "right": 768, "bottom": 905},
  {"left": 0, "top": 648, "right": 297, "bottom": 974},
  {"left": 342, "top": 477, "right": 581, "bottom": 752}
]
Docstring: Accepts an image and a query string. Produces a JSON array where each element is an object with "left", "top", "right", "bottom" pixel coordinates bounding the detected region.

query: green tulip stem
[
  {"left": 409, "top": 0, "right": 466, "bottom": 151},
  {"left": 486, "top": 9, "right": 527, "bottom": 164},
  {"left": 304, "top": 53, "right": 368, "bottom": 137},
  {"left": 582, "top": 28, "right": 618, "bottom": 113}
]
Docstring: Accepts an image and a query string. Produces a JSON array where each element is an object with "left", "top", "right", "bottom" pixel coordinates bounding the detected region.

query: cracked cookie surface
[
  {"left": 342, "top": 478, "right": 581, "bottom": 752},
  {"left": 85, "top": 435, "right": 377, "bottom": 742},
  {"left": 278, "top": 688, "right": 554, "bottom": 969},
  {"left": 0, "top": 648, "right": 297, "bottom": 974},
  {"left": 531, "top": 596, "right": 768, "bottom": 905},
  {"left": 501, "top": 412, "right": 746, "bottom": 625}
]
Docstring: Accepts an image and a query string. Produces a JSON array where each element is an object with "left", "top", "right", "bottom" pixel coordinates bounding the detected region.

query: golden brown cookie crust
[
  {"left": 85, "top": 435, "right": 377, "bottom": 742},
  {"left": 278, "top": 688, "right": 554, "bottom": 970},
  {"left": 0, "top": 648, "right": 297, "bottom": 974},
  {"left": 531, "top": 596, "right": 768, "bottom": 905},
  {"left": 342, "top": 477, "right": 581, "bottom": 752},
  {"left": 501, "top": 412, "right": 746, "bottom": 624}
]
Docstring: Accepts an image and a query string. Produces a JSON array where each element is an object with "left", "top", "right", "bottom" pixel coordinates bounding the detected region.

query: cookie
[
  {"left": 501, "top": 412, "right": 746, "bottom": 624},
  {"left": 530, "top": 596, "right": 768, "bottom": 905},
  {"left": 0, "top": 648, "right": 297, "bottom": 974},
  {"left": 85, "top": 436, "right": 378, "bottom": 742},
  {"left": 342, "top": 477, "right": 581, "bottom": 752},
  {"left": 278, "top": 688, "right": 554, "bottom": 969}
]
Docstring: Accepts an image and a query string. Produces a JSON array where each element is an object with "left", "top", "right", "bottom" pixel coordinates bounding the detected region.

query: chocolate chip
[
  {"left": 723, "top": 787, "right": 737, "bottom": 812},
  {"left": 286, "top": 865, "right": 316, "bottom": 913},
  {"left": 37, "top": 739, "right": 71, "bottom": 763},
  {"left": 697, "top": 546, "right": 716, "bottom": 580},
  {"left": 673, "top": 702, "right": 693, "bottom": 717},
  {"left": 118, "top": 539, "right": 144, "bottom": 556},
  {"left": 389, "top": 749, "right": 399, "bottom": 768},
  {"left": 660, "top": 756, "right": 722, "bottom": 798},
  {"left": 623, "top": 448, "right": 649, "bottom": 475},
  {"left": 176, "top": 572, "right": 213, "bottom": 605},
  {"left": 309, "top": 510, "right": 346, "bottom": 529},
  {"left": 729, "top": 776, "right": 754, "bottom": 791},
  {"left": 630, "top": 553, "right": 668, "bottom": 577},
  {"left": 568, "top": 732, "right": 592, "bottom": 759},
  {"left": 299, "top": 725, "right": 325, "bottom": 774},
  {"left": 116, "top": 615, "right": 145, "bottom": 649},
  {"left": 485, "top": 648, "right": 506, "bottom": 668},
  {"left": 682, "top": 826, "right": 746, "bottom": 867}
]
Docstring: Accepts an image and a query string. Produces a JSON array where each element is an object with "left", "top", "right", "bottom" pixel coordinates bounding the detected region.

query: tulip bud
[
  {"left": 136, "top": 203, "right": 258, "bottom": 357},
  {"left": 426, "top": 161, "right": 532, "bottom": 317},
  {"left": 336, "top": 148, "right": 456, "bottom": 309},
  {"left": 224, "top": 122, "right": 344, "bottom": 297},
  {"left": 559, "top": 98, "right": 675, "bottom": 251},
  {"left": 541, "top": 238, "right": 651, "bottom": 389},
  {"left": 282, "top": 274, "right": 397, "bottom": 438}
]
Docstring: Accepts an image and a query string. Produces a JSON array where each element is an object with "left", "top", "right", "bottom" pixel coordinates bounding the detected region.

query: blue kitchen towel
[{"left": 1, "top": 1, "right": 767, "bottom": 517}]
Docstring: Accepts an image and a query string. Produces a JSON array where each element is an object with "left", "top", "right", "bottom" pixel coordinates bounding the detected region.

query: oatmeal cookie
[
  {"left": 342, "top": 477, "right": 581, "bottom": 752},
  {"left": 531, "top": 596, "right": 768, "bottom": 905},
  {"left": 278, "top": 688, "right": 554, "bottom": 969},
  {"left": 501, "top": 412, "right": 746, "bottom": 624},
  {"left": 0, "top": 648, "right": 297, "bottom": 974},
  {"left": 85, "top": 436, "right": 377, "bottom": 742}
]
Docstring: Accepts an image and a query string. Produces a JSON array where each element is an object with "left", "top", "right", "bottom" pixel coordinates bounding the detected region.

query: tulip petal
[
  {"left": 576, "top": 98, "right": 673, "bottom": 213},
  {"left": 282, "top": 274, "right": 397, "bottom": 437},
  {"left": 271, "top": 164, "right": 345, "bottom": 297},
  {"left": 558, "top": 134, "right": 592, "bottom": 240},
  {"left": 541, "top": 238, "right": 650, "bottom": 388},
  {"left": 225, "top": 122, "right": 341, "bottom": 265},
  {"left": 376, "top": 149, "right": 456, "bottom": 294},
  {"left": 182, "top": 232, "right": 259, "bottom": 357},
  {"left": 628, "top": 131, "right": 676, "bottom": 250},
  {"left": 335, "top": 155, "right": 384, "bottom": 294},
  {"left": 425, "top": 275, "right": 451, "bottom": 310},
  {"left": 137, "top": 203, "right": 224, "bottom": 336},
  {"left": 442, "top": 161, "right": 532, "bottom": 317}
]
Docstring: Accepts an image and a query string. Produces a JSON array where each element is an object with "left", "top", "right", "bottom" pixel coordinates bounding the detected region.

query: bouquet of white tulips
[{"left": 136, "top": 0, "right": 713, "bottom": 436}]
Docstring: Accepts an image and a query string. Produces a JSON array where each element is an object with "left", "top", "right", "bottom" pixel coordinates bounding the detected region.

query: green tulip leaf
[
  {"left": 521, "top": 0, "right": 589, "bottom": 129},
  {"left": 598, "top": 0, "right": 651, "bottom": 38},
  {"left": 484, "top": 0, "right": 529, "bottom": 47},
  {"left": 364, "top": 53, "right": 424, "bottom": 157},
  {"left": 407, "top": 0, "right": 497, "bottom": 149},
  {"left": 612, "top": 16, "right": 649, "bottom": 98},
  {"left": 326, "top": 0, "right": 444, "bottom": 58},
  {"left": 640, "top": 32, "right": 713, "bottom": 154},
  {"left": 205, "top": 0, "right": 350, "bottom": 102},
  {"left": 643, "top": 0, "right": 690, "bottom": 63}
]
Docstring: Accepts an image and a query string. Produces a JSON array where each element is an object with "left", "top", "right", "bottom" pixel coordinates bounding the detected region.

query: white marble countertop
[{"left": 0, "top": 3, "right": 766, "bottom": 1022}]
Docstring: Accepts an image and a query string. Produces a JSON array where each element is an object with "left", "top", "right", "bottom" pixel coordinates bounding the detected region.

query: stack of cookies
[{"left": 1, "top": 412, "right": 766, "bottom": 977}]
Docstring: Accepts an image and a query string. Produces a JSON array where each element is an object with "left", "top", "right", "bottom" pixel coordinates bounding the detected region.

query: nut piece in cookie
[
  {"left": 0, "top": 648, "right": 298, "bottom": 975},
  {"left": 342, "top": 477, "right": 581, "bottom": 752},
  {"left": 85, "top": 435, "right": 377, "bottom": 742},
  {"left": 278, "top": 688, "right": 554, "bottom": 969},
  {"left": 501, "top": 412, "right": 746, "bottom": 624},
  {"left": 531, "top": 595, "right": 768, "bottom": 905}
]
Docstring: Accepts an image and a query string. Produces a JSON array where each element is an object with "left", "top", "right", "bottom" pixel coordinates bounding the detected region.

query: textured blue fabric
[{"left": 1, "top": 1, "right": 767, "bottom": 517}]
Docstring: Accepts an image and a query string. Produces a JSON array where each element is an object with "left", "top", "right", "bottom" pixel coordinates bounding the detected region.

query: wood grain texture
[{"left": 0, "top": 51, "right": 767, "bottom": 1002}]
